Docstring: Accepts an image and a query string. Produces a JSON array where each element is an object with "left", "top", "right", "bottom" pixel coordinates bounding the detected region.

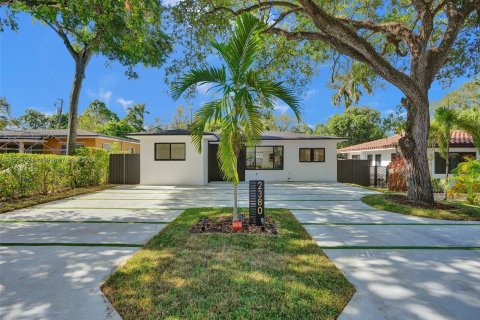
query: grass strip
[
  {"left": 0, "top": 185, "right": 114, "bottom": 214},
  {"left": 320, "top": 246, "right": 480, "bottom": 250},
  {"left": 102, "top": 207, "right": 355, "bottom": 320},
  {"left": 73, "top": 198, "right": 363, "bottom": 202},
  {"left": 301, "top": 222, "right": 480, "bottom": 226},
  {"left": 0, "top": 243, "right": 143, "bottom": 247},
  {"left": 362, "top": 194, "right": 480, "bottom": 221},
  {"left": 0, "top": 220, "right": 170, "bottom": 224},
  {"left": 30, "top": 207, "right": 183, "bottom": 210}
]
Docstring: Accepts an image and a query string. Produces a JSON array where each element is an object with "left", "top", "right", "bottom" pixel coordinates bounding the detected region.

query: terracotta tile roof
[
  {"left": 450, "top": 130, "right": 474, "bottom": 145},
  {"left": 337, "top": 130, "right": 475, "bottom": 153},
  {"left": 337, "top": 135, "right": 402, "bottom": 152},
  {"left": 0, "top": 129, "right": 139, "bottom": 143}
]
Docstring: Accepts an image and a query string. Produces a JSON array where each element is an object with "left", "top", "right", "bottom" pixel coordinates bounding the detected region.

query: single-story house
[
  {"left": 0, "top": 129, "right": 140, "bottom": 154},
  {"left": 127, "top": 129, "right": 345, "bottom": 185},
  {"left": 337, "top": 130, "right": 479, "bottom": 179}
]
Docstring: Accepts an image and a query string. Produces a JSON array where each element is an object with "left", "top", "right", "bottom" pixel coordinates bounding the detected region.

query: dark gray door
[{"left": 208, "top": 144, "right": 245, "bottom": 182}]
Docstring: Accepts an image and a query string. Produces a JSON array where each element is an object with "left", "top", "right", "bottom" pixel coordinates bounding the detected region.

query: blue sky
[{"left": 0, "top": 13, "right": 472, "bottom": 128}]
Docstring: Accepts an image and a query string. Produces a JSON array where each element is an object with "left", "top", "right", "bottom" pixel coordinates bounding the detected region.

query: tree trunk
[
  {"left": 232, "top": 183, "right": 238, "bottom": 221},
  {"left": 444, "top": 143, "right": 450, "bottom": 200},
  {"left": 399, "top": 97, "right": 435, "bottom": 204},
  {"left": 66, "top": 54, "right": 89, "bottom": 155}
]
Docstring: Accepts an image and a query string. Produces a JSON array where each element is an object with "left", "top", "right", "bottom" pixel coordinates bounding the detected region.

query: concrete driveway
[{"left": 1, "top": 183, "right": 479, "bottom": 320}]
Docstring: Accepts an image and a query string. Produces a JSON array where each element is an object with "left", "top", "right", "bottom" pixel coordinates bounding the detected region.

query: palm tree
[
  {"left": 172, "top": 13, "right": 301, "bottom": 222},
  {"left": 430, "top": 106, "right": 480, "bottom": 200}
]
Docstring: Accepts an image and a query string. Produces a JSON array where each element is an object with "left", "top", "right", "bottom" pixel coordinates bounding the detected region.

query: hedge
[{"left": 0, "top": 148, "right": 109, "bottom": 201}]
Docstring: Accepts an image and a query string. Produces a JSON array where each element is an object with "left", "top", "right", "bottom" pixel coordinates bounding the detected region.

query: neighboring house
[
  {"left": 337, "top": 130, "right": 479, "bottom": 179},
  {"left": 0, "top": 129, "right": 140, "bottom": 154},
  {"left": 128, "top": 129, "right": 345, "bottom": 185}
]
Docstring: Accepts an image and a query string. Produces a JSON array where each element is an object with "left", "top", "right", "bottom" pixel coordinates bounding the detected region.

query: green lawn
[
  {"left": 362, "top": 194, "right": 480, "bottom": 221},
  {"left": 102, "top": 207, "right": 354, "bottom": 320},
  {"left": 0, "top": 184, "right": 113, "bottom": 214}
]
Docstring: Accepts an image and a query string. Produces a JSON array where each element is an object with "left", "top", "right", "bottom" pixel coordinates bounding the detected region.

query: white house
[
  {"left": 337, "top": 130, "right": 479, "bottom": 179},
  {"left": 128, "top": 130, "right": 345, "bottom": 185}
]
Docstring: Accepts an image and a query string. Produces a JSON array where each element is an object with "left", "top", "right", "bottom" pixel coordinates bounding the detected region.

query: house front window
[
  {"left": 102, "top": 143, "right": 112, "bottom": 151},
  {"left": 246, "top": 146, "right": 283, "bottom": 170},
  {"left": 299, "top": 148, "right": 325, "bottom": 162},
  {"left": 154, "top": 143, "right": 186, "bottom": 161},
  {"left": 375, "top": 154, "right": 381, "bottom": 166},
  {"left": 367, "top": 154, "right": 373, "bottom": 165},
  {"left": 352, "top": 155, "right": 360, "bottom": 160},
  {"left": 434, "top": 152, "right": 476, "bottom": 174}
]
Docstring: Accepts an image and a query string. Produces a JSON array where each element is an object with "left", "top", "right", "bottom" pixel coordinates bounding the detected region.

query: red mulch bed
[
  {"left": 190, "top": 216, "right": 278, "bottom": 235},
  {"left": 386, "top": 194, "right": 457, "bottom": 210}
]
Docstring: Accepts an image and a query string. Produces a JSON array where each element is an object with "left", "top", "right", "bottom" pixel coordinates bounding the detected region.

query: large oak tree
[
  {"left": 3, "top": 0, "right": 172, "bottom": 154},
  {"left": 170, "top": 0, "right": 479, "bottom": 203}
]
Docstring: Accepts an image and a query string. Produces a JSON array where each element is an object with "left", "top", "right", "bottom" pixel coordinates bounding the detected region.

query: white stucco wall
[
  {"left": 245, "top": 140, "right": 339, "bottom": 182},
  {"left": 345, "top": 148, "right": 398, "bottom": 167},
  {"left": 343, "top": 146, "right": 480, "bottom": 179},
  {"left": 134, "top": 135, "right": 214, "bottom": 185},
  {"left": 133, "top": 134, "right": 341, "bottom": 185}
]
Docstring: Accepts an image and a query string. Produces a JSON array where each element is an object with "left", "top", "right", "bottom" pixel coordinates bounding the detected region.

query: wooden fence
[
  {"left": 109, "top": 154, "right": 140, "bottom": 184},
  {"left": 337, "top": 159, "right": 371, "bottom": 186}
]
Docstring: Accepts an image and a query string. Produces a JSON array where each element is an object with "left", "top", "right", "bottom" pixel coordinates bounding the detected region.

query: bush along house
[
  {"left": 127, "top": 129, "right": 345, "bottom": 185},
  {"left": 337, "top": 130, "right": 479, "bottom": 179}
]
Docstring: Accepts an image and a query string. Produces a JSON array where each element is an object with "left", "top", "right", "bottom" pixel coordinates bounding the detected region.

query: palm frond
[
  {"left": 245, "top": 71, "right": 302, "bottom": 121},
  {"left": 171, "top": 66, "right": 227, "bottom": 101},
  {"left": 190, "top": 99, "right": 223, "bottom": 152}
]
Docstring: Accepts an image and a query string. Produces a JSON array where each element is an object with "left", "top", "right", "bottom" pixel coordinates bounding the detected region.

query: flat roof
[{"left": 128, "top": 129, "right": 345, "bottom": 141}]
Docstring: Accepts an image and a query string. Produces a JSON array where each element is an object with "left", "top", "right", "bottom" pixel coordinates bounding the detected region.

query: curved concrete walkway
[{"left": 0, "top": 183, "right": 479, "bottom": 319}]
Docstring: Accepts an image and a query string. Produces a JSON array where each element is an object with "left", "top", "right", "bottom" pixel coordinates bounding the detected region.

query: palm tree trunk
[
  {"left": 66, "top": 50, "right": 91, "bottom": 155},
  {"left": 444, "top": 144, "right": 450, "bottom": 200},
  {"left": 232, "top": 183, "right": 238, "bottom": 221}
]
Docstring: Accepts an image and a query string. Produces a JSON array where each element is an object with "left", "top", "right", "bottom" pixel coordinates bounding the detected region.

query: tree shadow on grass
[{"left": 101, "top": 208, "right": 355, "bottom": 320}]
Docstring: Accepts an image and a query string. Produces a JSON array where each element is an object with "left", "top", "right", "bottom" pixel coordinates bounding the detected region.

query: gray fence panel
[
  {"left": 109, "top": 154, "right": 140, "bottom": 184},
  {"left": 337, "top": 160, "right": 370, "bottom": 186}
]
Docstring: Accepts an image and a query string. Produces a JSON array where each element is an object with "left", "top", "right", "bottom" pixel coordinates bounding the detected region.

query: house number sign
[{"left": 249, "top": 180, "right": 265, "bottom": 226}]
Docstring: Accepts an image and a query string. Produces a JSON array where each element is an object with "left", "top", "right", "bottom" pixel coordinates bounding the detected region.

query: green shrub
[
  {"left": 450, "top": 159, "right": 480, "bottom": 205},
  {"left": 0, "top": 148, "right": 109, "bottom": 201},
  {"left": 431, "top": 178, "right": 444, "bottom": 193}
]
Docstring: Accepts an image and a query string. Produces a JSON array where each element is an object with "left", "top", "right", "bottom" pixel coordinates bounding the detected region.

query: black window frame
[
  {"left": 375, "top": 154, "right": 381, "bottom": 166},
  {"left": 299, "top": 148, "right": 325, "bottom": 163},
  {"left": 154, "top": 143, "right": 186, "bottom": 161},
  {"left": 246, "top": 145, "right": 284, "bottom": 170},
  {"left": 434, "top": 152, "right": 476, "bottom": 174},
  {"left": 352, "top": 155, "right": 360, "bottom": 160}
]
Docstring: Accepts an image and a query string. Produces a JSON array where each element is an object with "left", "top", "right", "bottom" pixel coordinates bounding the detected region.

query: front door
[{"left": 208, "top": 144, "right": 245, "bottom": 182}]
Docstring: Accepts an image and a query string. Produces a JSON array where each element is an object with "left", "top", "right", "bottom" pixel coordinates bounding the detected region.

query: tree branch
[
  {"left": 41, "top": 19, "right": 78, "bottom": 59},
  {"left": 426, "top": 0, "right": 479, "bottom": 85},
  {"left": 266, "top": 7, "right": 303, "bottom": 31},
  {"left": 296, "top": 0, "right": 419, "bottom": 98},
  {"left": 209, "top": 1, "right": 300, "bottom": 15},
  {"left": 336, "top": 17, "right": 420, "bottom": 52}
]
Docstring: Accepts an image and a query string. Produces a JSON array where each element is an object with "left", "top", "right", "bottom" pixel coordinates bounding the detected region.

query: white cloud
[
  {"left": 304, "top": 89, "right": 318, "bottom": 100},
  {"left": 274, "top": 103, "right": 289, "bottom": 114},
  {"left": 197, "top": 83, "right": 214, "bottom": 95},
  {"left": 99, "top": 89, "right": 112, "bottom": 103},
  {"left": 87, "top": 88, "right": 113, "bottom": 104},
  {"left": 117, "top": 97, "right": 134, "bottom": 110}
]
